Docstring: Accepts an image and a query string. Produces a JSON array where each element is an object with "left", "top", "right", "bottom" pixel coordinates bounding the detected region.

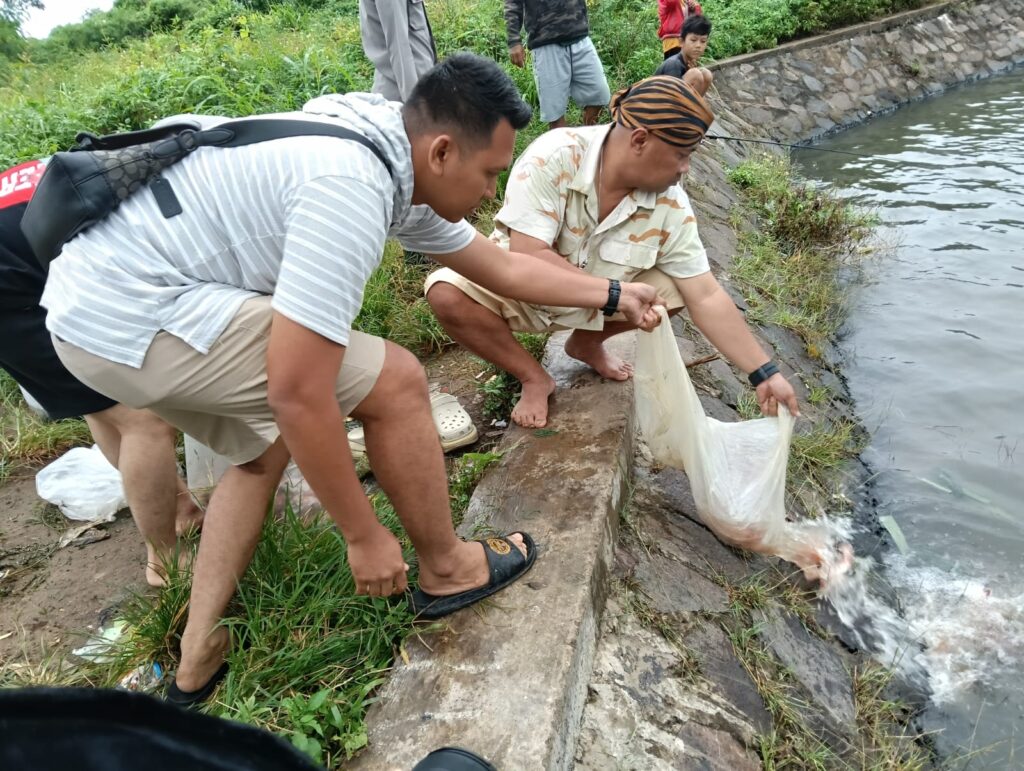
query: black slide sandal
[
  {"left": 166, "top": 662, "right": 229, "bottom": 708},
  {"left": 409, "top": 532, "right": 538, "bottom": 620}
]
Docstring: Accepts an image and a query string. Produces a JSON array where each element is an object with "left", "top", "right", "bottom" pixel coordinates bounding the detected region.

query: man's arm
[
  {"left": 433, "top": 231, "right": 661, "bottom": 328},
  {"left": 676, "top": 271, "right": 800, "bottom": 416},
  {"left": 266, "top": 313, "right": 408, "bottom": 593},
  {"left": 505, "top": 0, "right": 526, "bottom": 67},
  {"left": 375, "top": 0, "right": 420, "bottom": 100},
  {"left": 508, "top": 229, "right": 584, "bottom": 274}
]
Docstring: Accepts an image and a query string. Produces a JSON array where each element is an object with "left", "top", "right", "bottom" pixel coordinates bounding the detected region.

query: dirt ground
[
  {"left": 0, "top": 347, "right": 502, "bottom": 668},
  {"left": 0, "top": 474, "right": 152, "bottom": 663}
]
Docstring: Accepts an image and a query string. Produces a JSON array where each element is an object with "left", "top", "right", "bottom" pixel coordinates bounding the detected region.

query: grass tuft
[
  {"left": 728, "top": 153, "right": 875, "bottom": 354},
  {"left": 0, "top": 371, "right": 91, "bottom": 483}
]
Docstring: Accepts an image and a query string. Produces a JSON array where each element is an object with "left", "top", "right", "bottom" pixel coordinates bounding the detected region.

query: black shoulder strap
[{"left": 192, "top": 119, "right": 394, "bottom": 178}]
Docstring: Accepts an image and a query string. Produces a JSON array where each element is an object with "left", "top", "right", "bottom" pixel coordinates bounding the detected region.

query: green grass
[
  {"left": 0, "top": 370, "right": 92, "bottom": 483},
  {"left": 0, "top": 496, "right": 421, "bottom": 766},
  {"left": 1, "top": 0, "right": 933, "bottom": 170},
  {"left": 353, "top": 241, "right": 450, "bottom": 355},
  {"left": 728, "top": 153, "right": 875, "bottom": 358},
  {"left": 446, "top": 449, "right": 503, "bottom": 526},
  {"left": 789, "top": 418, "right": 865, "bottom": 493}
]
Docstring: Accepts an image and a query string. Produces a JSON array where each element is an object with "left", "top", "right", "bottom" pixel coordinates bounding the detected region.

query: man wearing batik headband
[{"left": 427, "top": 76, "right": 799, "bottom": 428}]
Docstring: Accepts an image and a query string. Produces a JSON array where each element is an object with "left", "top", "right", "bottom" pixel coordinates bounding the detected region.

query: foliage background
[{"left": 1, "top": 0, "right": 930, "bottom": 170}]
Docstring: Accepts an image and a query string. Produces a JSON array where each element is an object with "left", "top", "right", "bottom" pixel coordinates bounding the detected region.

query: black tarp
[{"left": 0, "top": 687, "right": 320, "bottom": 771}]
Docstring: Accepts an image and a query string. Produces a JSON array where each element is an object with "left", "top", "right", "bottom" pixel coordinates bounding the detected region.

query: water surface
[{"left": 797, "top": 69, "right": 1024, "bottom": 766}]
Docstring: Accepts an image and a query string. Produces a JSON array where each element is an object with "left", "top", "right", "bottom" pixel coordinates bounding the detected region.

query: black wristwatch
[
  {"left": 748, "top": 361, "right": 780, "bottom": 387},
  {"left": 601, "top": 279, "right": 621, "bottom": 316}
]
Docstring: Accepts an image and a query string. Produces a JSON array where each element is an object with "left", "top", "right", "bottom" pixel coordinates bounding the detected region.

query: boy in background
[{"left": 655, "top": 14, "right": 713, "bottom": 95}]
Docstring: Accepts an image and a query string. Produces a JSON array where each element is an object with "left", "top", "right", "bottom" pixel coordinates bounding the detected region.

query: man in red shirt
[
  {"left": 658, "top": 0, "right": 703, "bottom": 59},
  {"left": 0, "top": 160, "right": 202, "bottom": 588}
]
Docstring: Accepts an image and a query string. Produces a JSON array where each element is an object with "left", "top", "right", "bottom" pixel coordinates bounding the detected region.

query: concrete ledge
[{"left": 350, "top": 333, "right": 637, "bottom": 771}]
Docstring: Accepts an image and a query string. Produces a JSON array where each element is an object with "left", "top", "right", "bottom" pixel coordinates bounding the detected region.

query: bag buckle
[{"left": 176, "top": 131, "right": 198, "bottom": 153}]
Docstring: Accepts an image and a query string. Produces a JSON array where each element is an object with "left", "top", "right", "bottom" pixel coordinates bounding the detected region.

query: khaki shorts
[
  {"left": 424, "top": 266, "right": 685, "bottom": 333},
  {"left": 53, "top": 296, "right": 385, "bottom": 465}
]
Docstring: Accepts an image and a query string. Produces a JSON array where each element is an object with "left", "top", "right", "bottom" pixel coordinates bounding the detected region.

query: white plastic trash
[
  {"left": 18, "top": 384, "right": 48, "bottom": 419},
  {"left": 35, "top": 445, "right": 127, "bottom": 522},
  {"left": 184, "top": 434, "right": 231, "bottom": 491}
]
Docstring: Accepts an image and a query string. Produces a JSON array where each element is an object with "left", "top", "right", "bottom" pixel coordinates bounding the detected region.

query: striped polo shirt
[{"left": 41, "top": 93, "right": 475, "bottom": 368}]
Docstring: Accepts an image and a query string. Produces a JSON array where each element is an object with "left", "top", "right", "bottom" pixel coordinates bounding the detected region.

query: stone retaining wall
[{"left": 710, "top": 0, "right": 1024, "bottom": 143}]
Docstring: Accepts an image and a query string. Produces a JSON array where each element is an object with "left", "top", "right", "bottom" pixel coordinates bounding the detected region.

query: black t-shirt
[
  {"left": 0, "top": 161, "right": 46, "bottom": 310},
  {"left": 654, "top": 54, "right": 690, "bottom": 79}
]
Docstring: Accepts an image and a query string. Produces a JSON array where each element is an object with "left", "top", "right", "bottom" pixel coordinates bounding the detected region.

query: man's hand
[
  {"left": 509, "top": 44, "right": 526, "bottom": 68},
  {"left": 756, "top": 373, "right": 800, "bottom": 417},
  {"left": 346, "top": 525, "right": 410, "bottom": 597},
  {"left": 617, "top": 281, "right": 662, "bottom": 327}
]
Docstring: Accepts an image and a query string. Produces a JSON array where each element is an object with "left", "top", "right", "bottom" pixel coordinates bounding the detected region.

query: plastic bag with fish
[{"left": 634, "top": 308, "right": 852, "bottom": 586}]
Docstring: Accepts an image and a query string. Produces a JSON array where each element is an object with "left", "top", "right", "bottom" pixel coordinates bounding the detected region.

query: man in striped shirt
[{"left": 41, "top": 53, "right": 661, "bottom": 704}]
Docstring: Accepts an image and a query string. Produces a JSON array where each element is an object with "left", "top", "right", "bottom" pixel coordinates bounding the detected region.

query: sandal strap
[{"left": 481, "top": 532, "right": 532, "bottom": 583}]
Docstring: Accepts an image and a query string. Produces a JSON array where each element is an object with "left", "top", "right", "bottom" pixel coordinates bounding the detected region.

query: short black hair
[
  {"left": 404, "top": 52, "right": 532, "bottom": 146},
  {"left": 682, "top": 14, "right": 712, "bottom": 39}
]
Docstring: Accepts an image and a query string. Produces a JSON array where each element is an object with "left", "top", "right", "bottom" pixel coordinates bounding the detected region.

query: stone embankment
[
  {"left": 351, "top": 2, "right": 1024, "bottom": 768},
  {"left": 712, "top": 0, "right": 1024, "bottom": 143}
]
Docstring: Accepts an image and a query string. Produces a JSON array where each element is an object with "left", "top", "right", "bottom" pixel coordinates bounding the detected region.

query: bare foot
[
  {"left": 418, "top": 533, "right": 528, "bottom": 597},
  {"left": 175, "top": 495, "right": 205, "bottom": 537},
  {"left": 564, "top": 333, "right": 633, "bottom": 380},
  {"left": 175, "top": 625, "right": 230, "bottom": 692},
  {"left": 510, "top": 375, "right": 555, "bottom": 428},
  {"left": 146, "top": 547, "right": 191, "bottom": 588}
]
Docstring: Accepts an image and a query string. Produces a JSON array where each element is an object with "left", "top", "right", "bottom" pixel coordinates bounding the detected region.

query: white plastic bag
[
  {"left": 635, "top": 309, "right": 850, "bottom": 584},
  {"left": 35, "top": 445, "right": 127, "bottom": 522}
]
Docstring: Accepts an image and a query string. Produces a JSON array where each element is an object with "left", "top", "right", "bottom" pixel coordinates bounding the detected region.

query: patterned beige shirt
[{"left": 491, "top": 125, "right": 709, "bottom": 329}]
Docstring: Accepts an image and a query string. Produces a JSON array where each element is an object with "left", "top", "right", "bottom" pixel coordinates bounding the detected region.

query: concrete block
[{"left": 352, "top": 333, "right": 638, "bottom": 771}]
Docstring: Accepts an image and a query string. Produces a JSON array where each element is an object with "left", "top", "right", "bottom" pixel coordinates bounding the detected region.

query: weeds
[
  {"left": 0, "top": 445, "right": 502, "bottom": 763},
  {"left": 789, "top": 418, "right": 864, "bottom": 496},
  {"left": 447, "top": 449, "right": 503, "bottom": 526},
  {"left": 728, "top": 154, "right": 874, "bottom": 355},
  {"left": 620, "top": 580, "right": 703, "bottom": 686},
  {"left": 1, "top": 498, "right": 416, "bottom": 765},
  {"left": 353, "top": 241, "right": 450, "bottom": 355},
  {"left": 0, "top": 371, "right": 91, "bottom": 484},
  {"left": 727, "top": 616, "right": 840, "bottom": 768},
  {"left": 719, "top": 568, "right": 932, "bottom": 769}
]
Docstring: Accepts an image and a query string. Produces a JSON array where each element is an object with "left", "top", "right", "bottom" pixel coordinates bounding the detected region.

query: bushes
[
  {"left": 699, "top": 0, "right": 930, "bottom": 59},
  {"left": 0, "top": 0, "right": 936, "bottom": 168}
]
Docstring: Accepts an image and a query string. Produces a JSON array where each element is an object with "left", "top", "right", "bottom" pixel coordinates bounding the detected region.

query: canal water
[{"left": 797, "top": 69, "right": 1024, "bottom": 766}]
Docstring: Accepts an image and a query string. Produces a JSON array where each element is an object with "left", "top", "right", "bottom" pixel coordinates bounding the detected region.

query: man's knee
[
  {"left": 426, "top": 280, "right": 468, "bottom": 320},
  {"left": 92, "top": 403, "right": 177, "bottom": 441},
  {"left": 381, "top": 344, "right": 429, "bottom": 395}
]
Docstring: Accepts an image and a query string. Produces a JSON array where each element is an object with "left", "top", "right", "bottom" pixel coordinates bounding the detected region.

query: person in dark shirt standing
[
  {"left": 0, "top": 160, "right": 202, "bottom": 588},
  {"left": 505, "top": 0, "right": 611, "bottom": 129},
  {"left": 654, "top": 14, "right": 714, "bottom": 95}
]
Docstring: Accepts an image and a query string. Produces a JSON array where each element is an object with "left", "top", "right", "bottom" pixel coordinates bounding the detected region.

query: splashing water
[{"left": 820, "top": 532, "right": 1024, "bottom": 711}]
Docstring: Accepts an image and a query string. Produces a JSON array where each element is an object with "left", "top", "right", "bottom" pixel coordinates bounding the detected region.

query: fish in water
[{"left": 917, "top": 469, "right": 1016, "bottom": 523}]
